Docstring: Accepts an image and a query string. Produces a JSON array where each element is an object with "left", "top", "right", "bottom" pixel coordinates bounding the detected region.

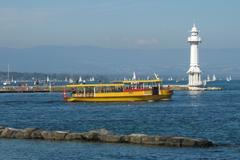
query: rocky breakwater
[{"left": 0, "top": 126, "right": 214, "bottom": 147}]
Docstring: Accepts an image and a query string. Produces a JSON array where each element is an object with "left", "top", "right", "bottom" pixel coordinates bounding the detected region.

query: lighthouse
[{"left": 187, "top": 24, "right": 202, "bottom": 87}]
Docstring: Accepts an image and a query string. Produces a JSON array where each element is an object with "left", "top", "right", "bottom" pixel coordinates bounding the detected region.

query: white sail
[
  {"left": 78, "top": 76, "right": 82, "bottom": 82},
  {"left": 64, "top": 77, "right": 68, "bottom": 82},
  {"left": 89, "top": 77, "right": 95, "bottom": 82},
  {"left": 46, "top": 76, "right": 50, "bottom": 83},
  {"left": 69, "top": 78, "right": 74, "bottom": 84},
  {"left": 207, "top": 75, "right": 211, "bottom": 82},
  {"left": 168, "top": 77, "right": 173, "bottom": 81},
  {"left": 226, "top": 75, "right": 232, "bottom": 82},
  {"left": 132, "top": 72, "right": 136, "bottom": 80},
  {"left": 203, "top": 79, "right": 207, "bottom": 86},
  {"left": 154, "top": 73, "right": 159, "bottom": 80},
  {"left": 212, "top": 74, "right": 216, "bottom": 81}
]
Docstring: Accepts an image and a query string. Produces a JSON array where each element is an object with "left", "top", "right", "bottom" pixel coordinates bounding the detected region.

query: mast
[{"left": 7, "top": 64, "right": 10, "bottom": 82}]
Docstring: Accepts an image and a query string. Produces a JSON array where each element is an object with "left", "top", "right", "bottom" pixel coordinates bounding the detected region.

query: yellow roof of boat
[
  {"left": 66, "top": 79, "right": 161, "bottom": 88},
  {"left": 66, "top": 83, "right": 124, "bottom": 88},
  {"left": 113, "top": 79, "right": 161, "bottom": 83},
  {"left": 122, "top": 79, "right": 161, "bottom": 83}
]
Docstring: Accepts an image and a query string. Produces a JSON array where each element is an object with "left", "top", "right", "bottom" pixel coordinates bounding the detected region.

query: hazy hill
[{"left": 0, "top": 46, "right": 239, "bottom": 78}]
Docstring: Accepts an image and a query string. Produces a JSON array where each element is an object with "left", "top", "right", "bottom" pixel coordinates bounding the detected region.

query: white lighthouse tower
[{"left": 187, "top": 24, "right": 202, "bottom": 87}]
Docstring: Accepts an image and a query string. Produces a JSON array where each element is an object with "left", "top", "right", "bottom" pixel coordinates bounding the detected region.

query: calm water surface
[{"left": 0, "top": 81, "right": 240, "bottom": 159}]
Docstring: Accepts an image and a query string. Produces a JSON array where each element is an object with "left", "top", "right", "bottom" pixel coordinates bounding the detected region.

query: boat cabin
[{"left": 66, "top": 79, "right": 162, "bottom": 97}]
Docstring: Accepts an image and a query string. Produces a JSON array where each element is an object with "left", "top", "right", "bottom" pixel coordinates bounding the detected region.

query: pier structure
[{"left": 187, "top": 24, "right": 202, "bottom": 87}]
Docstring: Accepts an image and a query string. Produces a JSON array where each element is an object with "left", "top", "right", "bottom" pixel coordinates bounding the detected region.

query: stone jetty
[
  {"left": 0, "top": 126, "right": 214, "bottom": 147},
  {"left": 0, "top": 85, "right": 67, "bottom": 93},
  {"left": 167, "top": 85, "right": 223, "bottom": 91}
]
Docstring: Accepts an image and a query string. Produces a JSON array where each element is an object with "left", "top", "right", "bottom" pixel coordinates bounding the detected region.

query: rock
[
  {"left": 0, "top": 127, "right": 19, "bottom": 138},
  {"left": 14, "top": 128, "right": 38, "bottom": 139},
  {"left": 41, "top": 131, "right": 68, "bottom": 140},
  {"left": 120, "top": 135, "right": 130, "bottom": 143},
  {"left": 0, "top": 127, "right": 5, "bottom": 135},
  {"left": 65, "top": 133, "right": 83, "bottom": 140},
  {"left": 82, "top": 129, "right": 111, "bottom": 141},
  {"left": 194, "top": 138, "right": 214, "bottom": 147},
  {"left": 0, "top": 126, "right": 214, "bottom": 148},
  {"left": 141, "top": 136, "right": 156, "bottom": 145},
  {"left": 53, "top": 131, "right": 68, "bottom": 140},
  {"left": 98, "top": 134, "right": 122, "bottom": 143},
  {"left": 40, "top": 131, "right": 51, "bottom": 140},
  {"left": 156, "top": 136, "right": 172, "bottom": 145},
  {"left": 181, "top": 137, "right": 197, "bottom": 147},
  {"left": 163, "top": 137, "right": 214, "bottom": 147},
  {"left": 127, "top": 134, "right": 146, "bottom": 144},
  {"left": 14, "top": 130, "right": 27, "bottom": 139},
  {"left": 94, "top": 129, "right": 111, "bottom": 135},
  {"left": 81, "top": 131, "right": 98, "bottom": 141},
  {"left": 41, "top": 131, "right": 54, "bottom": 140},
  {"left": 165, "top": 137, "right": 183, "bottom": 147},
  {"left": 141, "top": 136, "right": 166, "bottom": 145},
  {"left": 31, "top": 129, "right": 43, "bottom": 139}
]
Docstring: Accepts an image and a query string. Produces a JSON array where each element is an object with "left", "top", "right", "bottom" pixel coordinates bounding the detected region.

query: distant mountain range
[{"left": 0, "top": 46, "right": 239, "bottom": 79}]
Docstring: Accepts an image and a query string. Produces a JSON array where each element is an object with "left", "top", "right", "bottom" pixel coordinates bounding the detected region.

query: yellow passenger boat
[{"left": 64, "top": 79, "right": 173, "bottom": 102}]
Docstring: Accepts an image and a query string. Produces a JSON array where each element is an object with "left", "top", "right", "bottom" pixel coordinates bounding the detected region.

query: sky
[
  {"left": 0, "top": 0, "right": 239, "bottom": 49},
  {"left": 0, "top": 0, "right": 239, "bottom": 76}
]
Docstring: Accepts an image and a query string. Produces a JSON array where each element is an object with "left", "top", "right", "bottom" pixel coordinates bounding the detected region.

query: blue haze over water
[
  {"left": 0, "top": 46, "right": 240, "bottom": 79},
  {"left": 0, "top": 80, "right": 240, "bottom": 159}
]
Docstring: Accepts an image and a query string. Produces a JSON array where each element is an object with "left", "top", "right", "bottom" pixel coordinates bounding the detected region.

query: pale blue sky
[{"left": 0, "top": 0, "right": 239, "bottom": 49}]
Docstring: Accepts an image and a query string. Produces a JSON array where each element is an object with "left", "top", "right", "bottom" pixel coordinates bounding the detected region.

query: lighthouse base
[
  {"left": 188, "top": 73, "right": 202, "bottom": 87},
  {"left": 187, "top": 65, "right": 202, "bottom": 87}
]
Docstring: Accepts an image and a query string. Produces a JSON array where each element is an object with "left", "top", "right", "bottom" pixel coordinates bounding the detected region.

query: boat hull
[{"left": 65, "top": 94, "right": 172, "bottom": 102}]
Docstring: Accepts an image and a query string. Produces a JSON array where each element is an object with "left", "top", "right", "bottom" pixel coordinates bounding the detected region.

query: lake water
[{"left": 0, "top": 81, "right": 240, "bottom": 159}]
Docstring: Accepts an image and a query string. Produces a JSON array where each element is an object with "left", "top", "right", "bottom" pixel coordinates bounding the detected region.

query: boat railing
[{"left": 73, "top": 93, "right": 94, "bottom": 98}]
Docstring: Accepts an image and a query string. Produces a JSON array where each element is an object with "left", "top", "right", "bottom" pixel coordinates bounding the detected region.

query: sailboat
[
  {"left": 226, "top": 75, "right": 232, "bottom": 82},
  {"left": 132, "top": 72, "right": 136, "bottom": 80},
  {"left": 168, "top": 76, "right": 173, "bottom": 81},
  {"left": 46, "top": 76, "right": 50, "bottom": 83},
  {"left": 3, "top": 64, "right": 11, "bottom": 86},
  {"left": 207, "top": 75, "right": 211, "bottom": 82},
  {"left": 154, "top": 73, "right": 160, "bottom": 80},
  {"left": 68, "top": 78, "right": 74, "bottom": 84},
  {"left": 78, "top": 76, "right": 82, "bottom": 83},
  {"left": 89, "top": 77, "right": 95, "bottom": 82},
  {"left": 64, "top": 77, "right": 68, "bottom": 82},
  {"left": 34, "top": 79, "right": 40, "bottom": 85},
  {"left": 203, "top": 79, "right": 207, "bottom": 86},
  {"left": 212, "top": 74, "right": 216, "bottom": 81},
  {"left": 11, "top": 76, "right": 17, "bottom": 84}
]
